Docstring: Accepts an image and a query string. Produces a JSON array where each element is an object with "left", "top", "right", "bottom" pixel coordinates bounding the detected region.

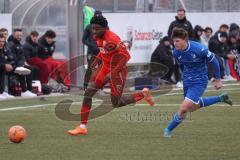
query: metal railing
[{"left": 1, "top": 0, "right": 240, "bottom": 14}]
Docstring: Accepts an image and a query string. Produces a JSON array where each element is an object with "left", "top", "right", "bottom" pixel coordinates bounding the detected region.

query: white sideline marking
[
  {"left": 0, "top": 102, "right": 239, "bottom": 112},
  {"left": 0, "top": 103, "right": 57, "bottom": 112},
  {"left": 136, "top": 104, "right": 240, "bottom": 107},
  {"left": 0, "top": 83, "right": 239, "bottom": 112},
  {"left": 164, "top": 88, "right": 240, "bottom": 96}
]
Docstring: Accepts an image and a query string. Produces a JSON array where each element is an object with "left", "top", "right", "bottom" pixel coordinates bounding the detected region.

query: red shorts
[{"left": 92, "top": 65, "right": 128, "bottom": 97}]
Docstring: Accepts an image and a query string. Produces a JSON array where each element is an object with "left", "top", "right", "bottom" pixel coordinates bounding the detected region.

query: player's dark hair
[
  {"left": 45, "top": 30, "right": 56, "bottom": 38},
  {"left": 90, "top": 16, "right": 108, "bottom": 28},
  {"left": 30, "top": 31, "right": 39, "bottom": 37},
  {"left": 171, "top": 28, "right": 188, "bottom": 40},
  {"left": 13, "top": 28, "right": 22, "bottom": 32}
]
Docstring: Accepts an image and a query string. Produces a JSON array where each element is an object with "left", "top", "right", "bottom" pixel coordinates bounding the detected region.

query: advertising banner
[{"left": 105, "top": 12, "right": 240, "bottom": 63}]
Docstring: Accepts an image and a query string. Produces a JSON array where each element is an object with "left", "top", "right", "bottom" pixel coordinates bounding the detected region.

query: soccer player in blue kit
[{"left": 163, "top": 28, "right": 233, "bottom": 138}]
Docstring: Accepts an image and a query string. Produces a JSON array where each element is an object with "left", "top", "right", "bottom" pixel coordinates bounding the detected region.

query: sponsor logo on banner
[
  {"left": 125, "top": 27, "right": 163, "bottom": 52},
  {"left": 134, "top": 29, "right": 162, "bottom": 41}
]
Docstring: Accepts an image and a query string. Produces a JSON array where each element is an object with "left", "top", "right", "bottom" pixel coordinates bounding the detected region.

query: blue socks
[
  {"left": 167, "top": 113, "right": 183, "bottom": 132},
  {"left": 166, "top": 96, "right": 221, "bottom": 132},
  {"left": 199, "top": 96, "right": 221, "bottom": 107}
]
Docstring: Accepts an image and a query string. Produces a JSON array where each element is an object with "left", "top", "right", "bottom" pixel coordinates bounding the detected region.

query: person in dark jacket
[
  {"left": 38, "top": 30, "right": 70, "bottom": 87},
  {"left": 23, "top": 31, "right": 39, "bottom": 61},
  {"left": 23, "top": 31, "right": 50, "bottom": 84},
  {"left": 208, "top": 32, "right": 229, "bottom": 79},
  {"left": 82, "top": 10, "right": 102, "bottom": 90},
  {"left": 229, "top": 23, "right": 239, "bottom": 33},
  {"left": 150, "top": 36, "right": 176, "bottom": 83},
  {"left": 8, "top": 29, "right": 37, "bottom": 97},
  {"left": 38, "top": 30, "right": 56, "bottom": 60},
  {"left": 213, "top": 24, "right": 229, "bottom": 40},
  {"left": 191, "top": 25, "right": 204, "bottom": 43},
  {"left": 167, "top": 8, "right": 193, "bottom": 39},
  {"left": 0, "top": 34, "right": 15, "bottom": 99}
]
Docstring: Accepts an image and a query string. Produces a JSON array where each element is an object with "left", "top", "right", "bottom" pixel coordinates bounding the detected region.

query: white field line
[
  {"left": 0, "top": 84, "right": 239, "bottom": 112},
  {"left": 0, "top": 103, "right": 57, "bottom": 112},
  {"left": 163, "top": 87, "right": 240, "bottom": 96},
  {"left": 0, "top": 102, "right": 239, "bottom": 113}
]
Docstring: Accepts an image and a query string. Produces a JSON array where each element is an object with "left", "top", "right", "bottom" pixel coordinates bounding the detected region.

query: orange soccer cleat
[
  {"left": 142, "top": 88, "right": 155, "bottom": 106},
  {"left": 68, "top": 126, "right": 88, "bottom": 135}
]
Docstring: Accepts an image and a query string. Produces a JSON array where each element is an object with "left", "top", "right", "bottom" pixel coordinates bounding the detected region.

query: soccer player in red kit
[{"left": 68, "top": 16, "right": 155, "bottom": 135}]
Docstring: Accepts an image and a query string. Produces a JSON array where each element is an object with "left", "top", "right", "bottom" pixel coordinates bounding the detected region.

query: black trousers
[
  {"left": 84, "top": 55, "right": 97, "bottom": 89},
  {"left": 10, "top": 65, "right": 38, "bottom": 92},
  {"left": 0, "top": 65, "right": 6, "bottom": 94}
]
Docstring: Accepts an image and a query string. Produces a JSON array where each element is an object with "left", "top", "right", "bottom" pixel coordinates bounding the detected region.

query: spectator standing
[
  {"left": 201, "top": 27, "right": 213, "bottom": 47},
  {"left": 191, "top": 25, "right": 204, "bottom": 43},
  {"left": 209, "top": 32, "right": 230, "bottom": 79},
  {"left": 167, "top": 8, "right": 193, "bottom": 39},
  {"left": 213, "top": 24, "right": 229, "bottom": 40}
]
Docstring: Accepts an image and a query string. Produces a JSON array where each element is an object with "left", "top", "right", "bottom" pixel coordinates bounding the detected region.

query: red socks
[
  {"left": 80, "top": 105, "right": 91, "bottom": 125},
  {"left": 133, "top": 92, "right": 144, "bottom": 102}
]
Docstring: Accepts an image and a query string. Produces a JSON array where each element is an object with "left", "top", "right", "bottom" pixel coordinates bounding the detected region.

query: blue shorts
[{"left": 183, "top": 84, "right": 207, "bottom": 104}]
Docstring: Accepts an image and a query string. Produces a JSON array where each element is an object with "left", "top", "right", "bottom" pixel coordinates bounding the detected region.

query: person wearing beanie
[
  {"left": 150, "top": 36, "right": 176, "bottom": 83},
  {"left": 209, "top": 32, "right": 230, "bottom": 79}
]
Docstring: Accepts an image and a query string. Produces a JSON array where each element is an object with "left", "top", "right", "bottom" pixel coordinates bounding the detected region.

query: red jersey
[{"left": 95, "top": 30, "right": 130, "bottom": 70}]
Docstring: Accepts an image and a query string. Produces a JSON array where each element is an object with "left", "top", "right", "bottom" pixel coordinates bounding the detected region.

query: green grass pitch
[{"left": 0, "top": 82, "right": 240, "bottom": 160}]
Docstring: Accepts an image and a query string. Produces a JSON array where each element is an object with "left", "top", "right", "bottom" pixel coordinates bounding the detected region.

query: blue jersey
[{"left": 173, "top": 40, "right": 215, "bottom": 86}]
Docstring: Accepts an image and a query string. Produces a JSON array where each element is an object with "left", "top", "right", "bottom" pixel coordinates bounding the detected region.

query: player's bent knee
[{"left": 179, "top": 105, "right": 191, "bottom": 117}]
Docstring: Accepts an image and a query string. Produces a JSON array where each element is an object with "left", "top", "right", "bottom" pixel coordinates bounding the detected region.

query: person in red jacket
[{"left": 68, "top": 16, "right": 155, "bottom": 135}]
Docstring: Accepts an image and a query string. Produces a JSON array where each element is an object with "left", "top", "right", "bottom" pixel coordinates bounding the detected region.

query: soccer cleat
[
  {"left": 142, "top": 88, "right": 155, "bottom": 106},
  {"left": 68, "top": 126, "right": 88, "bottom": 135},
  {"left": 219, "top": 92, "right": 233, "bottom": 106},
  {"left": 163, "top": 128, "right": 172, "bottom": 138}
]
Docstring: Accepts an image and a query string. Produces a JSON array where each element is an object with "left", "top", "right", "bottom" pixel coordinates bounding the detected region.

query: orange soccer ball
[{"left": 8, "top": 125, "right": 26, "bottom": 143}]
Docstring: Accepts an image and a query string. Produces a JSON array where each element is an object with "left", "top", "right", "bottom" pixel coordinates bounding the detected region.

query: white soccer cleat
[
  {"left": 0, "top": 94, "right": 7, "bottom": 100},
  {"left": 14, "top": 67, "right": 31, "bottom": 75},
  {"left": 163, "top": 128, "right": 172, "bottom": 138},
  {"left": 2, "top": 92, "right": 14, "bottom": 98},
  {"left": 21, "top": 90, "right": 37, "bottom": 98}
]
